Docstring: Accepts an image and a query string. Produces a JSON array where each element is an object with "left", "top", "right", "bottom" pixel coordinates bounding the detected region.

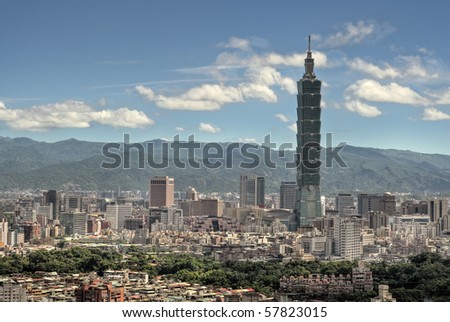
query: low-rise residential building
[
  {"left": 278, "top": 261, "right": 373, "bottom": 301},
  {"left": 75, "top": 280, "right": 124, "bottom": 302}
]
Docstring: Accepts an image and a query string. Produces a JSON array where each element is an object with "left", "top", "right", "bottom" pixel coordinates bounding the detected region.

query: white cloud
[
  {"left": 288, "top": 123, "right": 297, "bottom": 132},
  {"left": 155, "top": 96, "right": 222, "bottom": 111},
  {"left": 345, "top": 100, "right": 382, "bottom": 117},
  {"left": 246, "top": 66, "right": 297, "bottom": 94},
  {"left": 91, "top": 107, "right": 154, "bottom": 128},
  {"left": 181, "top": 84, "right": 243, "bottom": 103},
  {"left": 198, "top": 122, "right": 221, "bottom": 133},
  {"left": 398, "top": 55, "right": 438, "bottom": 79},
  {"left": 136, "top": 37, "right": 328, "bottom": 111},
  {"left": 240, "top": 83, "right": 277, "bottom": 102},
  {"left": 275, "top": 113, "right": 289, "bottom": 123},
  {"left": 429, "top": 87, "right": 450, "bottom": 105},
  {"left": 422, "top": 107, "right": 450, "bottom": 121},
  {"left": 219, "top": 36, "right": 251, "bottom": 51},
  {"left": 264, "top": 52, "right": 304, "bottom": 66},
  {"left": 238, "top": 137, "right": 257, "bottom": 143},
  {"left": 347, "top": 56, "right": 439, "bottom": 80},
  {"left": 216, "top": 51, "right": 328, "bottom": 69},
  {"left": 345, "top": 79, "right": 426, "bottom": 105},
  {"left": 0, "top": 100, "right": 154, "bottom": 131},
  {"left": 135, "top": 85, "right": 155, "bottom": 101},
  {"left": 264, "top": 52, "right": 328, "bottom": 68},
  {"left": 313, "top": 20, "right": 394, "bottom": 48},
  {"left": 342, "top": 77, "right": 447, "bottom": 118},
  {"left": 136, "top": 82, "right": 278, "bottom": 111},
  {"left": 214, "top": 52, "right": 245, "bottom": 68},
  {"left": 175, "top": 127, "right": 185, "bottom": 132},
  {"left": 347, "top": 58, "right": 400, "bottom": 79},
  {"left": 158, "top": 84, "right": 243, "bottom": 110}
]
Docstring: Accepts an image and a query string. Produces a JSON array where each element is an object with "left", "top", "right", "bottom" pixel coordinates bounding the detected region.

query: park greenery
[{"left": 1, "top": 247, "right": 450, "bottom": 301}]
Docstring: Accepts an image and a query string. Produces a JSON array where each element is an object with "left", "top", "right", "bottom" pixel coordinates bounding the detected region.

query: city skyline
[{"left": 0, "top": 1, "right": 449, "bottom": 154}]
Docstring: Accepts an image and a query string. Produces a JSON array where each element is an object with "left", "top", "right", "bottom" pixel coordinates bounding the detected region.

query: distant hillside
[{"left": 0, "top": 136, "right": 449, "bottom": 195}]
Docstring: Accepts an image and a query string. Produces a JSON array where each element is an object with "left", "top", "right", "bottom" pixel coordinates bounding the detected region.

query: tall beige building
[
  {"left": 149, "top": 176, "right": 175, "bottom": 208},
  {"left": 333, "top": 217, "right": 362, "bottom": 261},
  {"left": 0, "top": 219, "right": 8, "bottom": 246}
]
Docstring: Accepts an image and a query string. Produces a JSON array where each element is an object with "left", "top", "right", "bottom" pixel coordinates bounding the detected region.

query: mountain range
[{"left": 0, "top": 136, "right": 449, "bottom": 196}]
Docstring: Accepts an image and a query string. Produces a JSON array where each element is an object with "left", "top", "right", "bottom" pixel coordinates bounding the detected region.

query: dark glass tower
[
  {"left": 295, "top": 36, "right": 322, "bottom": 228},
  {"left": 239, "top": 174, "right": 265, "bottom": 207},
  {"left": 43, "top": 189, "right": 61, "bottom": 220}
]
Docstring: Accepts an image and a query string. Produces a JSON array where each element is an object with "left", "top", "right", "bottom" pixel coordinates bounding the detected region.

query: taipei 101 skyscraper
[{"left": 294, "top": 36, "right": 322, "bottom": 228}]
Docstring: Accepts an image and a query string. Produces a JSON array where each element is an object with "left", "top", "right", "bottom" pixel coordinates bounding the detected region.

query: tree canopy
[{"left": 1, "top": 248, "right": 450, "bottom": 301}]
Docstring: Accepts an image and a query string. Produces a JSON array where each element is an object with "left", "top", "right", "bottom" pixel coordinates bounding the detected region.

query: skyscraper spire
[
  {"left": 308, "top": 35, "right": 311, "bottom": 53},
  {"left": 304, "top": 35, "right": 315, "bottom": 78}
]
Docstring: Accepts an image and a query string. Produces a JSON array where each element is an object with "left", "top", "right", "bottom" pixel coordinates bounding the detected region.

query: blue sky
[{"left": 0, "top": 0, "right": 449, "bottom": 154}]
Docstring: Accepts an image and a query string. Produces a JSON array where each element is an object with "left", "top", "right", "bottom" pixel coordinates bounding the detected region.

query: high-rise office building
[
  {"left": 73, "top": 212, "right": 88, "bottom": 235},
  {"left": 335, "top": 193, "right": 356, "bottom": 216},
  {"left": 43, "top": 190, "right": 61, "bottom": 220},
  {"left": 21, "top": 222, "right": 41, "bottom": 242},
  {"left": 64, "top": 194, "right": 83, "bottom": 211},
  {"left": 60, "top": 212, "right": 88, "bottom": 236},
  {"left": 368, "top": 211, "right": 389, "bottom": 230},
  {"left": 179, "top": 198, "right": 224, "bottom": 217},
  {"left": 160, "top": 208, "right": 183, "bottom": 230},
  {"left": 400, "top": 200, "right": 428, "bottom": 215},
  {"left": 200, "top": 198, "right": 224, "bottom": 217},
  {"left": 295, "top": 36, "right": 322, "bottom": 227},
  {"left": 257, "top": 176, "right": 265, "bottom": 206},
  {"left": 428, "top": 198, "right": 448, "bottom": 222},
  {"left": 149, "top": 176, "right": 175, "bottom": 208},
  {"left": 150, "top": 207, "right": 184, "bottom": 232},
  {"left": 240, "top": 174, "right": 265, "bottom": 207},
  {"left": 35, "top": 204, "right": 53, "bottom": 221},
  {"left": 280, "top": 182, "right": 296, "bottom": 209},
  {"left": 105, "top": 203, "right": 133, "bottom": 230},
  {"left": 428, "top": 198, "right": 449, "bottom": 235},
  {"left": 357, "top": 193, "right": 396, "bottom": 216}
]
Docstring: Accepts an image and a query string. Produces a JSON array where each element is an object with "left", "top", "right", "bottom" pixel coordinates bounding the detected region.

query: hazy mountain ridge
[{"left": 0, "top": 136, "right": 449, "bottom": 195}]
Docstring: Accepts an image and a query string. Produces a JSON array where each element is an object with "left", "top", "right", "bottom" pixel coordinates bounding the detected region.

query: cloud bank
[{"left": 0, "top": 100, "right": 154, "bottom": 131}]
